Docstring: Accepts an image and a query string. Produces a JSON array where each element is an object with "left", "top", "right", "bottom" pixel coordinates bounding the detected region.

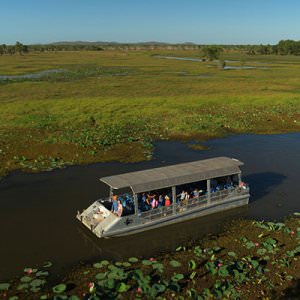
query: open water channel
[{"left": 0, "top": 133, "right": 299, "bottom": 280}]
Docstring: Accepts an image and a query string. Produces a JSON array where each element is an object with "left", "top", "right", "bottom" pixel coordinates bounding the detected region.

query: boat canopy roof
[{"left": 100, "top": 157, "right": 243, "bottom": 194}]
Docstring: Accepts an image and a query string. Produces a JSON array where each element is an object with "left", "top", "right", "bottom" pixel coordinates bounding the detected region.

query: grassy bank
[
  {"left": 1, "top": 213, "right": 299, "bottom": 299},
  {"left": 0, "top": 50, "right": 300, "bottom": 178}
]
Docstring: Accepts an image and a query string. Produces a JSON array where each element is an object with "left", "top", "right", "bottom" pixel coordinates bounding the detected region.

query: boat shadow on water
[{"left": 243, "top": 172, "right": 287, "bottom": 203}]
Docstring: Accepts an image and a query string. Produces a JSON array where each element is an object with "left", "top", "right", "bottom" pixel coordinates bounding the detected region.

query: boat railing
[{"left": 140, "top": 186, "right": 249, "bottom": 222}]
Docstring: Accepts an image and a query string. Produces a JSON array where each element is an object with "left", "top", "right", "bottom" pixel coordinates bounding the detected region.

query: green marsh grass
[{"left": 0, "top": 50, "right": 299, "bottom": 177}]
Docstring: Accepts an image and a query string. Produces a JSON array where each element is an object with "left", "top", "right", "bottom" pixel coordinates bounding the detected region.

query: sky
[{"left": 1, "top": 0, "right": 300, "bottom": 45}]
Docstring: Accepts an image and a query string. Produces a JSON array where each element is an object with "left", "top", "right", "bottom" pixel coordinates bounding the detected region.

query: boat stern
[{"left": 76, "top": 201, "right": 120, "bottom": 238}]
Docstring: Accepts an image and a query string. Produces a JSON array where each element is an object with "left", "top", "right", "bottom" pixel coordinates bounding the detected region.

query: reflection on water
[
  {"left": 0, "top": 133, "right": 299, "bottom": 280},
  {"left": 0, "top": 69, "right": 65, "bottom": 80}
]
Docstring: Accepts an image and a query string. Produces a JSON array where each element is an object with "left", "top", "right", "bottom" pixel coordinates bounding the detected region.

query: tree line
[{"left": 1, "top": 40, "right": 300, "bottom": 56}]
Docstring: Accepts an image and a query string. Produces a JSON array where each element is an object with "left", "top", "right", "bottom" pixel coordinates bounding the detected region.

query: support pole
[
  {"left": 207, "top": 179, "right": 211, "bottom": 204},
  {"left": 134, "top": 194, "right": 138, "bottom": 216},
  {"left": 238, "top": 173, "right": 242, "bottom": 185},
  {"left": 172, "top": 186, "right": 176, "bottom": 215},
  {"left": 109, "top": 187, "right": 113, "bottom": 200}
]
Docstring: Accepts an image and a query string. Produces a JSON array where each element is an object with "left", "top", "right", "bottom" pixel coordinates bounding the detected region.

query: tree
[
  {"left": 0, "top": 44, "right": 7, "bottom": 55},
  {"left": 202, "top": 46, "right": 223, "bottom": 61},
  {"left": 15, "top": 41, "right": 24, "bottom": 55}
]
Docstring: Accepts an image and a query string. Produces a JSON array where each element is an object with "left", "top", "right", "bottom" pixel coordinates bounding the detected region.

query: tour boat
[{"left": 76, "top": 157, "right": 250, "bottom": 238}]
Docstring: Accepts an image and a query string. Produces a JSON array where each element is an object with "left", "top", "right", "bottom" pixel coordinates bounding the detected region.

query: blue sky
[{"left": 1, "top": 0, "right": 300, "bottom": 45}]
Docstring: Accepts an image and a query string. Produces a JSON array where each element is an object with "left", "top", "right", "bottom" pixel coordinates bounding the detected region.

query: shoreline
[{"left": 1, "top": 129, "right": 300, "bottom": 182}]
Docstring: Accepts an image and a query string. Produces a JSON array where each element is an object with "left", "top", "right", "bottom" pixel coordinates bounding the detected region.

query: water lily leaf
[
  {"left": 152, "top": 263, "right": 164, "bottom": 273},
  {"left": 257, "top": 248, "right": 267, "bottom": 256},
  {"left": 250, "top": 259, "right": 259, "bottom": 269},
  {"left": 9, "top": 296, "right": 18, "bottom": 300},
  {"left": 228, "top": 251, "right": 237, "bottom": 257},
  {"left": 188, "top": 259, "right": 196, "bottom": 270},
  {"left": 30, "top": 279, "right": 45, "bottom": 287},
  {"left": 293, "top": 212, "right": 300, "bottom": 216},
  {"left": 52, "top": 283, "right": 67, "bottom": 294},
  {"left": 36, "top": 271, "right": 49, "bottom": 277},
  {"left": 193, "top": 246, "right": 203, "bottom": 257},
  {"left": 106, "top": 278, "right": 115, "bottom": 289},
  {"left": 95, "top": 272, "right": 107, "bottom": 280},
  {"left": 142, "top": 259, "right": 152, "bottom": 266},
  {"left": 152, "top": 283, "right": 166, "bottom": 293},
  {"left": 53, "top": 296, "right": 68, "bottom": 300},
  {"left": 266, "top": 237, "right": 276, "bottom": 245},
  {"left": 30, "top": 286, "right": 41, "bottom": 293},
  {"left": 128, "top": 257, "right": 139, "bottom": 263},
  {"left": 93, "top": 263, "right": 102, "bottom": 269},
  {"left": 115, "top": 262, "right": 123, "bottom": 267},
  {"left": 40, "top": 295, "right": 48, "bottom": 300},
  {"left": 0, "top": 283, "right": 10, "bottom": 290},
  {"left": 17, "top": 283, "right": 29, "bottom": 290},
  {"left": 171, "top": 273, "right": 184, "bottom": 282},
  {"left": 83, "top": 270, "right": 90, "bottom": 275},
  {"left": 122, "top": 262, "right": 131, "bottom": 267},
  {"left": 68, "top": 296, "right": 80, "bottom": 300},
  {"left": 218, "top": 265, "right": 229, "bottom": 277},
  {"left": 189, "top": 271, "right": 197, "bottom": 280},
  {"left": 245, "top": 241, "right": 255, "bottom": 249},
  {"left": 20, "top": 276, "right": 33, "bottom": 283},
  {"left": 25, "top": 268, "right": 38, "bottom": 273},
  {"left": 43, "top": 261, "right": 53, "bottom": 268},
  {"left": 117, "top": 282, "right": 130, "bottom": 293},
  {"left": 169, "top": 260, "right": 181, "bottom": 267}
]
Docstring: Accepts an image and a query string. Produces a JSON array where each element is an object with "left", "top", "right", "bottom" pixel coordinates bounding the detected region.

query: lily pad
[
  {"left": 95, "top": 272, "right": 107, "bottom": 280},
  {"left": 169, "top": 260, "right": 181, "bottom": 267},
  {"left": 52, "top": 283, "right": 67, "bottom": 294},
  {"left": 122, "top": 262, "right": 131, "bottom": 267},
  {"left": 36, "top": 271, "right": 49, "bottom": 277},
  {"left": 17, "top": 283, "right": 29, "bottom": 290},
  {"left": 188, "top": 259, "right": 196, "bottom": 270},
  {"left": 218, "top": 265, "right": 229, "bottom": 277},
  {"left": 175, "top": 274, "right": 187, "bottom": 285},
  {"left": 142, "top": 259, "right": 152, "bottom": 266},
  {"left": 117, "top": 282, "right": 130, "bottom": 292},
  {"left": 30, "top": 286, "right": 41, "bottom": 293},
  {"left": 128, "top": 257, "right": 139, "bottom": 263},
  {"left": 20, "top": 276, "right": 33, "bottom": 283},
  {"left": 0, "top": 283, "right": 10, "bottom": 290},
  {"left": 228, "top": 251, "right": 237, "bottom": 257},
  {"left": 30, "top": 279, "right": 46, "bottom": 287},
  {"left": 68, "top": 296, "right": 80, "bottom": 300},
  {"left": 43, "top": 261, "right": 53, "bottom": 268}
]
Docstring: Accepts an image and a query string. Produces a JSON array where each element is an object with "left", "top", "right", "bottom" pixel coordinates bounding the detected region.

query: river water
[
  {"left": 0, "top": 133, "right": 299, "bottom": 280},
  {"left": 0, "top": 69, "right": 65, "bottom": 80}
]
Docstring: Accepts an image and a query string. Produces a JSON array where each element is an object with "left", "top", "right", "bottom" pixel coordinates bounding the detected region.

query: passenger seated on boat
[
  {"left": 239, "top": 181, "right": 247, "bottom": 189},
  {"left": 117, "top": 200, "right": 123, "bottom": 217},
  {"left": 193, "top": 188, "right": 199, "bottom": 198},
  {"left": 111, "top": 195, "right": 118, "bottom": 215}
]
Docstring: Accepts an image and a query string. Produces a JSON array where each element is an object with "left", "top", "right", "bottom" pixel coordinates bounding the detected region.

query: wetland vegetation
[
  {"left": 1, "top": 213, "right": 299, "bottom": 299},
  {"left": 0, "top": 49, "right": 300, "bottom": 178}
]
